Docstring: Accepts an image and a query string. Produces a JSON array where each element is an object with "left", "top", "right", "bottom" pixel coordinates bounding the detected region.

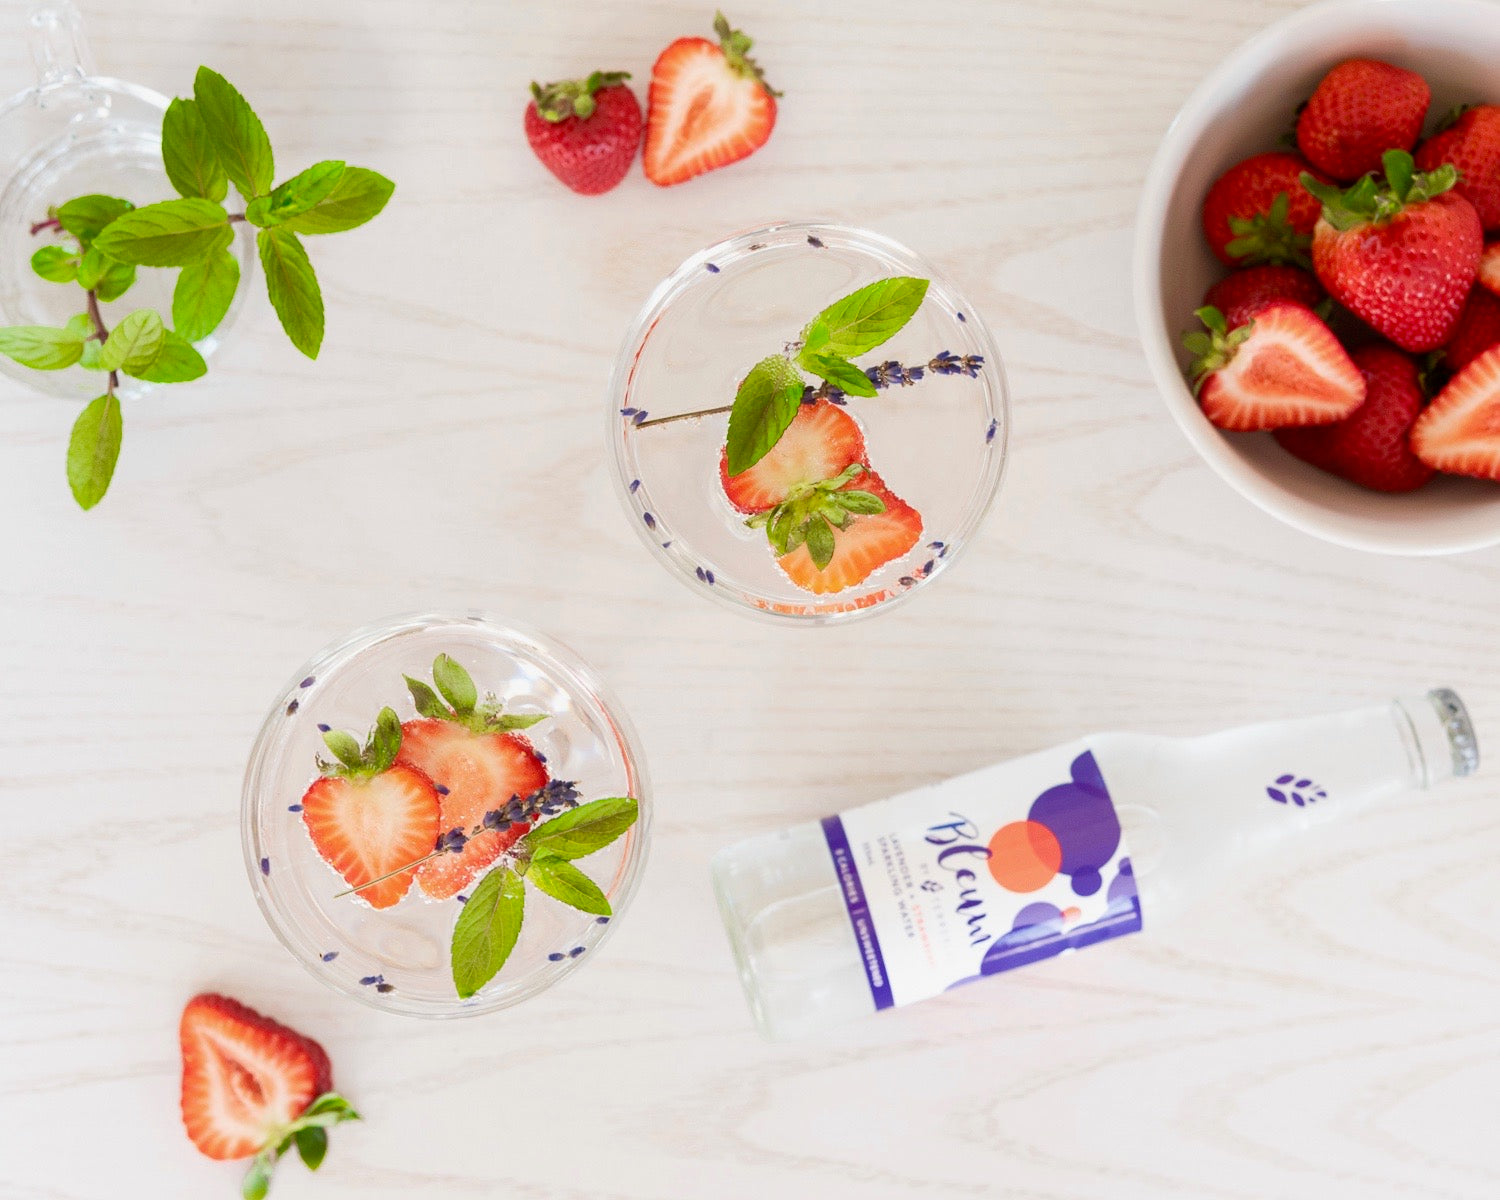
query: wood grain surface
[{"left": 2, "top": 1, "right": 1499, "bottom": 1197}]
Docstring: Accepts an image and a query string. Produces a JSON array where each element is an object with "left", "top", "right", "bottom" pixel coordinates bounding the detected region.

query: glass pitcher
[{"left": 0, "top": 1, "right": 253, "bottom": 400}]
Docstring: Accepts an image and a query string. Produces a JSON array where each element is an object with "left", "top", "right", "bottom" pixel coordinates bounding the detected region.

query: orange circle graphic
[{"left": 987, "top": 821, "right": 1063, "bottom": 892}]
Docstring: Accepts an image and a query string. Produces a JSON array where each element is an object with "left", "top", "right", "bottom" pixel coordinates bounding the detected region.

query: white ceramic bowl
[{"left": 1134, "top": 0, "right": 1500, "bottom": 556}]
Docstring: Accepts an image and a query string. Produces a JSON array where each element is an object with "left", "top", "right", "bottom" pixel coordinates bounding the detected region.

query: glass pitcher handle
[{"left": 28, "top": 1, "right": 94, "bottom": 88}]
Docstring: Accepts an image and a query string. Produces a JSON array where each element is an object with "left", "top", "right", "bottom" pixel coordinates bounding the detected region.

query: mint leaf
[
  {"left": 75, "top": 245, "right": 107, "bottom": 290},
  {"left": 94, "top": 199, "right": 231, "bottom": 267},
  {"left": 172, "top": 248, "right": 240, "bottom": 342},
  {"left": 130, "top": 330, "right": 206, "bottom": 383},
  {"left": 56, "top": 194, "right": 134, "bottom": 243},
  {"left": 800, "top": 351, "right": 877, "bottom": 398},
  {"left": 0, "top": 325, "right": 84, "bottom": 370},
  {"left": 94, "top": 258, "right": 137, "bottom": 303},
  {"left": 525, "top": 797, "right": 638, "bottom": 860},
  {"left": 432, "top": 654, "right": 477, "bottom": 715},
  {"left": 451, "top": 865, "right": 524, "bottom": 998},
  {"left": 725, "top": 355, "right": 805, "bottom": 476},
  {"left": 404, "top": 675, "right": 449, "bottom": 720},
  {"left": 162, "top": 97, "right": 228, "bottom": 203},
  {"left": 280, "top": 166, "right": 394, "bottom": 235},
  {"left": 193, "top": 67, "right": 274, "bottom": 197},
  {"left": 31, "top": 245, "right": 76, "bottom": 283},
  {"left": 804, "top": 514, "right": 836, "bottom": 569},
  {"left": 258, "top": 228, "right": 324, "bottom": 359},
  {"left": 248, "top": 161, "right": 345, "bottom": 227},
  {"left": 67, "top": 394, "right": 123, "bottom": 510},
  {"left": 808, "top": 277, "right": 929, "bottom": 359},
  {"left": 293, "top": 1127, "right": 327, "bottom": 1171},
  {"left": 100, "top": 310, "right": 165, "bottom": 374},
  {"left": 64, "top": 314, "right": 93, "bottom": 340},
  {"left": 527, "top": 851, "right": 612, "bottom": 916}
]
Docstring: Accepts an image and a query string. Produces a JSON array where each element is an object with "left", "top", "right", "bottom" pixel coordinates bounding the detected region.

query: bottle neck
[{"left": 1393, "top": 688, "right": 1479, "bottom": 787}]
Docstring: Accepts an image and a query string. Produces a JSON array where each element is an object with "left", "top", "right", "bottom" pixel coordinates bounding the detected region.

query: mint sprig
[
  {"left": 240, "top": 1092, "right": 361, "bottom": 1200},
  {"left": 450, "top": 796, "right": 639, "bottom": 998},
  {"left": 721, "top": 276, "right": 931, "bottom": 475},
  {"left": 1, "top": 67, "right": 395, "bottom": 510},
  {"left": 404, "top": 654, "right": 548, "bottom": 734}
]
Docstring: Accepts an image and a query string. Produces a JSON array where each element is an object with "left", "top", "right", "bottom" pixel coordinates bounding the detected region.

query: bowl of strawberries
[{"left": 1135, "top": 0, "right": 1500, "bottom": 554}]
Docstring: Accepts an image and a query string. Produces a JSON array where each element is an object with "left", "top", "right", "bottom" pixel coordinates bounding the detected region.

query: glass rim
[
  {"left": 605, "top": 218, "right": 1010, "bottom": 626},
  {"left": 239, "top": 610, "right": 653, "bottom": 1019}
]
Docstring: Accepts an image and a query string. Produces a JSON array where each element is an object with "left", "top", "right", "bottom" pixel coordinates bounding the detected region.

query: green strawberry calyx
[
  {"left": 1224, "top": 191, "right": 1312, "bottom": 269},
  {"left": 530, "top": 71, "right": 631, "bottom": 122},
  {"left": 1182, "top": 305, "right": 1255, "bottom": 396},
  {"left": 403, "top": 654, "right": 548, "bottom": 735},
  {"left": 317, "top": 708, "right": 402, "bottom": 779},
  {"left": 713, "top": 12, "right": 782, "bottom": 97},
  {"left": 744, "top": 462, "right": 885, "bottom": 570},
  {"left": 1301, "top": 149, "right": 1460, "bottom": 232}
]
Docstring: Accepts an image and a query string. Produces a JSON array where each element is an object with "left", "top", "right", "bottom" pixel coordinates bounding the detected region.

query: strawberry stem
[{"left": 529, "top": 70, "right": 631, "bottom": 123}]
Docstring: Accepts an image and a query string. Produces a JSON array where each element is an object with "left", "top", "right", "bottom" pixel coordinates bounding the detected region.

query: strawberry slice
[
  {"left": 720, "top": 399, "right": 866, "bottom": 512},
  {"left": 301, "top": 764, "right": 441, "bottom": 909},
  {"left": 644, "top": 13, "right": 778, "bottom": 187},
  {"left": 397, "top": 719, "right": 547, "bottom": 900},
  {"left": 180, "top": 994, "right": 325, "bottom": 1161},
  {"left": 1411, "top": 344, "right": 1500, "bottom": 480},
  {"left": 778, "top": 471, "right": 923, "bottom": 594},
  {"left": 1183, "top": 302, "right": 1365, "bottom": 431},
  {"left": 1482, "top": 243, "right": 1500, "bottom": 296}
]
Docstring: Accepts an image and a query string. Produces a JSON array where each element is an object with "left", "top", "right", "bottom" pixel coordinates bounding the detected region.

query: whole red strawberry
[
  {"left": 1306, "top": 150, "right": 1483, "bottom": 352},
  {"left": 1297, "top": 58, "right": 1430, "bottom": 182},
  {"left": 1416, "top": 105, "right": 1500, "bottom": 231},
  {"left": 1443, "top": 286, "right": 1500, "bottom": 373},
  {"left": 1276, "top": 344, "right": 1435, "bottom": 492},
  {"left": 1203, "top": 265, "right": 1324, "bottom": 328},
  {"left": 1201, "top": 152, "right": 1328, "bottom": 267},
  {"left": 524, "top": 71, "right": 642, "bottom": 195}
]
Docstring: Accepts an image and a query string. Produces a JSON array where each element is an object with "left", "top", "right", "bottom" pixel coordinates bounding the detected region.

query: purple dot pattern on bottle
[{"left": 1266, "top": 774, "right": 1327, "bottom": 806}]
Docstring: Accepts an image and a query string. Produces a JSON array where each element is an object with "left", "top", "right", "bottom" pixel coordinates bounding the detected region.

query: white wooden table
[{"left": 4, "top": 1, "right": 1500, "bottom": 1196}]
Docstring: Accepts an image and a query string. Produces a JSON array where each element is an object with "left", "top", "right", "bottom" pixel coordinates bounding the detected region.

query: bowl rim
[{"left": 1132, "top": 0, "right": 1500, "bottom": 557}]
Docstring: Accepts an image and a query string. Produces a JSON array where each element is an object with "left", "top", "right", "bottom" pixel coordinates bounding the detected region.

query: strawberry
[
  {"left": 720, "top": 399, "right": 866, "bottom": 512},
  {"left": 1411, "top": 344, "right": 1500, "bottom": 479},
  {"left": 1416, "top": 105, "right": 1500, "bottom": 231},
  {"left": 299, "top": 707, "right": 439, "bottom": 909},
  {"left": 1443, "top": 286, "right": 1500, "bottom": 373},
  {"left": 1183, "top": 302, "right": 1365, "bottom": 431},
  {"left": 1203, "top": 264, "right": 1324, "bottom": 328},
  {"left": 1482, "top": 242, "right": 1500, "bottom": 296},
  {"left": 524, "top": 71, "right": 641, "bottom": 196},
  {"left": 644, "top": 13, "right": 778, "bottom": 187},
  {"left": 1201, "top": 152, "right": 1328, "bottom": 267},
  {"left": 1275, "top": 344, "right": 1435, "bottom": 492},
  {"left": 1305, "top": 150, "right": 1483, "bottom": 352},
  {"left": 777, "top": 471, "right": 923, "bottom": 594},
  {"left": 1296, "top": 58, "right": 1430, "bottom": 182},
  {"left": 396, "top": 719, "right": 547, "bottom": 899}
]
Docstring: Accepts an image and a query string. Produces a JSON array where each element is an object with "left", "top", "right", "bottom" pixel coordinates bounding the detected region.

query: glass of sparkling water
[
  {"left": 608, "top": 220, "right": 1009, "bottom": 623},
  {"left": 241, "top": 612, "right": 652, "bottom": 1019}
]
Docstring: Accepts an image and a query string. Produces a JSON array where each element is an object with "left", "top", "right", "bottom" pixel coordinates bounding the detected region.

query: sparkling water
[{"left": 713, "top": 691, "right": 1477, "bottom": 1039}]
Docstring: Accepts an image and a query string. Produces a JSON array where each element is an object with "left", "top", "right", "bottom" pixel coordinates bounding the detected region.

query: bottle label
[{"left": 821, "top": 741, "right": 1141, "bottom": 1010}]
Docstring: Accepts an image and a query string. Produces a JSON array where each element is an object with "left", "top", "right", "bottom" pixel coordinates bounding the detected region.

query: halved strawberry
[
  {"left": 1444, "top": 286, "right": 1500, "bottom": 373},
  {"left": 1482, "top": 243, "right": 1500, "bottom": 296},
  {"left": 180, "top": 994, "right": 324, "bottom": 1161},
  {"left": 396, "top": 719, "right": 547, "bottom": 900},
  {"left": 643, "top": 13, "right": 778, "bottom": 187},
  {"left": 720, "top": 399, "right": 866, "bottom": 512},
  {"left": 301, "top": 764, "right": 441, "bottom": 909},
  {"left": 1184, "top": 302, "right": 1365, "bottom": 431},
  {"left": 778, "top": 471, "right": 922, "bottom": 594},
  {"left": 1411, "top": 344, "right": 1500, "bottom": 479}
]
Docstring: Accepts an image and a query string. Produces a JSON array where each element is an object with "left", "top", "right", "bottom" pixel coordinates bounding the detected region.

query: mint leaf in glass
[
  {"left": 30, "top": 245, "right": 77, "bottom": 283},
  {"left": 258, "top": 228, "right": 324, "bottom": 359},
  {"left": 280, "top": 166, "right": 395, "bottom": 235},
  {"left": 806, "top": 276, "right": 929, "bottom": 359},
  {"left": 193, "top": 67, "right": 275, "bottom": 198},
  {"left": 130, "top": 331, "right": 206, "bottom": 384},
  {"left": 526, "top": 852, "right": 612, "bottom": 916},
  {"left": 94, "top": 199, "right": 231, "bottom": 267},
  {"left": 248, "top": 161, "right": 346, "bottom": 228},
  {"left": 800, "top": 351, "right": 877, "bottom": 397},
  {"left": 725, "top": 355, "right": 805, "bottom": 475},
  {"left": 67, "top": 394, "right": 123, "bottom": 510},
  {"left": 0, "top": 325, "right": 84, "bottom": 370},
  {"left": 172, "top": 248, "right": 240, "bottom": 343},
  {"left": 56, "top": 194, "right": 134, "bottom": 244},
  {"left": 525, "top": 797, "right": 639, "bottom": 860},
  {"left": 100, "top": 310, "right": 165, "bottom": 374},
  {"left": 451, "top": 865, "right": 525, "bottom": 999},
  {"left": 162, "top": 97, "right": 228, "bottom": 203}
]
